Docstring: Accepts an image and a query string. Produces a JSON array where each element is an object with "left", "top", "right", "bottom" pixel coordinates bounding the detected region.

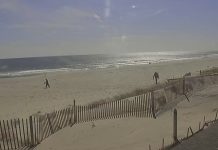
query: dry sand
[{"left": 0, "top": 56, "right": 218, "bottom": 149}]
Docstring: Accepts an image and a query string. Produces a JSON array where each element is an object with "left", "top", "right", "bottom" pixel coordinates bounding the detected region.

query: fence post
[
  {"left": 162, "top": 138, "right": 164, "bottom": 149},
  {"left": 7, "top": 120, "right": 13, "bottom": 149},
  {"left": 186, "top": 127, "right": 190, "bottom": 138},
  {"left": 0, "top": 121, "right": 6, "bottom": 150},
  {"left": 74, "top": 100, "right": 77, "bottom": 124},
  {"left": 21, "top": 119, "right": 26, "bottom": 146},
  {"left": 173, "top": 109, "right": 178, "bottom": 143},
  {"left": 182, "top": 77, "right": 190, "bottom": 102},
  {"left": 70, "top": 100, "right": 76, "bottom": 127},
  {"left": 183, "top": 77, "right": 185, "bottom": 94},
  {"left": 11, "top": 119, "right": 16, "bottom": 149},
  {"left": 29, "top": 116, "right": 34, "bottom": 147},
  {"left": 189, "top": 126, "right": 194, "bottom": 135},
  {"left": 47, "top": 114, "right": 54, "bottom": 134},
  {"left": 151, "top": 91, "right": 156, "bottom": 119},
  {"left": 69, "top": 107, "right": 73, "bottom": 125},
  {"left": 215, "top": 111, "right": 218, "bottom": 121},
  {"left": 3, "top": 120, "right": 9, "bottom": 149},
  {"left": 149, "top": 144, "right": 151, "bottom": 150}
]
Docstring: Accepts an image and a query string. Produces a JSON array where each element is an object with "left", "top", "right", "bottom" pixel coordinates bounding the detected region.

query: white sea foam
[{"left": 0, "top": 68, "right": 82, "bottom": 78}]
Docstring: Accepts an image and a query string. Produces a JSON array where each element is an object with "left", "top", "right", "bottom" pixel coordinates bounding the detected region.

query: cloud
[
  {"left": 131, "top": 5, "right": 136, "bottom": 9},
  {"left": 104, "top": 0, "right": 111, "bottom": 18},
  {"left": 9, "top": 22, "right": 80, "bottom": 30},
  {"left": 121, "top": 35, "right": 127, "bottom": 42},
  {"left": 0, "top": 0, "right": 103, "bottom": 29},
  {"left": 93, "top": 14, "right": 103, "bottom": 23},
  {"left": 139, "top": 9, "right": 167, "bottom": 20},
  {"left": 0, "top": 0, "right": 20, "bottom": 12},
  {"left": 150, "top": 9, "right": 167, "bottom": 17},
  {"left": 50, "top": 6, "right": 102, "bottom": 26},
  {"left": 0, "top": 0, "right": 33, "bottom": 18},
  {"left": 6, "top": 6, "right": 103, "bottom": 30}
]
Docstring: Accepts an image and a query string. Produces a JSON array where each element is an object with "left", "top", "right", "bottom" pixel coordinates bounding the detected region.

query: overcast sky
[{"left": 0, "top": 0, "right": 218, "bottom": 58}]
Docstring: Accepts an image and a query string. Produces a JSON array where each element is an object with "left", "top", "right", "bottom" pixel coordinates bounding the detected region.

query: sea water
[{"left": 0, "top": 51, "right": 217, "bottom": 78}]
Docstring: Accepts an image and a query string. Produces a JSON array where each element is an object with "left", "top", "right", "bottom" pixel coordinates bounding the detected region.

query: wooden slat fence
[
  {"left": 0, "top": 117, "right": 39, "bottom": 150},
  {"left": 70, "top": 92, "right": 156, "bottom": 125},
  {"left": 0, "top": 91, "right": 156, "bottom": 149}
]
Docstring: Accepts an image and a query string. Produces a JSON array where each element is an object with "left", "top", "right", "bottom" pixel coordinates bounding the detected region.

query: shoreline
[{"left": 0, "top": 54, "right": 218, "bottom": 79}]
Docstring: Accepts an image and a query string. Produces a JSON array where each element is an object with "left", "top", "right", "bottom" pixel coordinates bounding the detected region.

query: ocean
[{"left": 0, "top": 51, "right": 217, "bottom": 78}]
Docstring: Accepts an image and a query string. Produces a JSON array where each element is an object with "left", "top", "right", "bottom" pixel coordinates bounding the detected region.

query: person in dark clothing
[
  {"left": 153, "top": 72, "right": 159, "bottom": 84},
  {"left": 44, "top": 78, "right": 50, "bottom": 88}
]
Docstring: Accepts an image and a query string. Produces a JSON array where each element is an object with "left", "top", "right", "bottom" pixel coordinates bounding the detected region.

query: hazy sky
[{"left": 0, "top": 0, "right": 218, "bottom": 58}]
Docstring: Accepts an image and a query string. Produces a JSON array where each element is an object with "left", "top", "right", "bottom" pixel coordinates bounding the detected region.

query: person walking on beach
[
  {"left": 153, "top": 72, "right": 159, "bottom": 84},
  {"left": 44, "top": 78, "right": 50, "bottom": 88}
]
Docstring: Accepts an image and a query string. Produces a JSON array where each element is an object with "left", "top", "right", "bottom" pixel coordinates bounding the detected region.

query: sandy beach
[
  {"left": 0, "top": 56, "right": 218, "bottom": 149},
  {"left": 0, "top": 56, "right": 218, "bottom": 120}
]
